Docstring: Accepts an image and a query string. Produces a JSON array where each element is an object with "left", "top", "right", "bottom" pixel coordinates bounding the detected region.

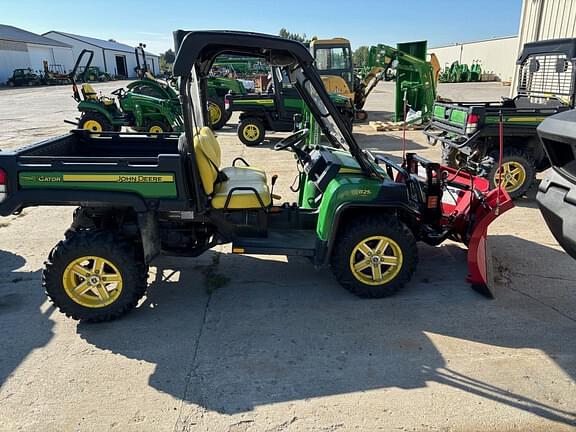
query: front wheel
[
  {"left": 43, "top": 231, "right": 148, "bottom": 322},
  {"left": 146, "top": 119, "right": 172, "bottom": 134},
  {"left": 238, "top": 117, "right": 265, "bottom": 146},
  {"left": 331, "top": 216, "right": 417, "bottom": 298}
]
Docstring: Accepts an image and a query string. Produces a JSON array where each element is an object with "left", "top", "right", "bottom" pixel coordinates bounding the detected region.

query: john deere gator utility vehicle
[
  {"left": 70, "top": 49, "right": 183, "bottom": 133},
  {"left": 225, "top": 65, "right": 354, "bottom": 146},
  {"left": 424, "top": 38, "right": 576, "bottom": 198},
  {"left": 0, "top": 31, "right": 512, "bottom": 322}
]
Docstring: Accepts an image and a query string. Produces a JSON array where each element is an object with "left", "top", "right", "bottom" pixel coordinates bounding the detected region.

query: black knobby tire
[
  {"left": 238, "top": 117, "right": 265, "bottom": 146},
  {"left": 78, "top": 112, "right": 113, "bottom": 132},
  {"left": 331, "top": 216, "right": 417, "bottom": 298},
  {"left": 146, "top": 119, "right": 172, "bottom": 133},
  {"left": 43, "top": 230, "right": 148, "bottom": 322},
  {"left": 208, "top": 98, "right": 228, "bottom": 130},
  {"left": 479, "top": 147, "right": 535, "bottom": 199},
  {"left": 441, "top": 144, "right": 460, "bottom": 168}
]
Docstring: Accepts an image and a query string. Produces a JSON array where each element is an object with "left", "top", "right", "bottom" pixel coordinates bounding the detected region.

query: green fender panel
[
  {"left": 78, "top": 101, "right": 115, "bottom": 122},
  {"left": 316, "top": 175, "right": 382, "bottom": 241}
]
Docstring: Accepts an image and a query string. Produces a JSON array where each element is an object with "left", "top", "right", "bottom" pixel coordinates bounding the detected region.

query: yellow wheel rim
[
  {"left": 83, "top": 120, "right": 103, "bottom": 132},
  {"left": 149, "top": 125, "right": 164, "bottom": 133},
  {"left": 208, "top": 102, "right": 222, "bottom": 125},
  {"left": 349, "top": 235, "right": 403, "bottom": 286},
  {"left": 242, "top": 124, "right": 260, "bottom": 142},
  {"left": 62, "top": 256, "right": 123, "bottom": 308},
  {"left": 494, "top": 161, "right": 526, "bottom": 193}
]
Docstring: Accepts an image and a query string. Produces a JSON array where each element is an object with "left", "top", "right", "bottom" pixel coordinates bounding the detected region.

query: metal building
[
  {"left": 512, "top": 0, "right": 576, "bottom": 91},
  {"left": 0, "top": 24, "right": 73, "bottom": 84},
  {"left": 43, "top": 31, "right": 159, "bottom": 79},
  {"left": 430, "top": 36, "right": 519, "bottom": 82}
]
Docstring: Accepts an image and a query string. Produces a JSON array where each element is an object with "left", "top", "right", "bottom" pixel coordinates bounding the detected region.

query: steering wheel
[
  {"left": 111, "top": 88, "right": 125, "bottom": 97},
  {"left": 274, "top": 128, "right": 309, "bottom": 152}
]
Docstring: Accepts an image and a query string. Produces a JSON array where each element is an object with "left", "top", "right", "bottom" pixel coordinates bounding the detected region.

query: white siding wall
[
  {"left": 512, "top": 0, "right": 576, "bottom": 92},
  {"left": 0, "top": 40, "right": 30, "bottom": 83},
  {"left": 27, "top": 45, "right": 54, "bottom": 72},
  {"left": 51, "top": 46, "right": 74, "bottom": 73},
  {"left": 44, "top": 32, "right": 108, "bottom": 73},
  {"left": 429, "top": 36, "right": 519, "bottom": 82}
]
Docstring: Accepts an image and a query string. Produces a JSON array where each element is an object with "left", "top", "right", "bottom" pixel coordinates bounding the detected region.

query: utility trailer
[
  {"left": 0, "top": 31, "right": 512, "bottom": 322},
  {"left": 424, "top": 38, "right": 576, "bottom": 198}
]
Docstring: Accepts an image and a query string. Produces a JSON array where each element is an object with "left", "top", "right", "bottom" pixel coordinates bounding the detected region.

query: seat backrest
[
  {"left": 81, "top": 83, "right": 97, "bottom": 100},
  {"left": 194, "top": 127, "right": 222, "bottom": 195}
]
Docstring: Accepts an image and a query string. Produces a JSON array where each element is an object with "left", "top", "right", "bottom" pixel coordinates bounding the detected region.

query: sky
[{"left": 3, "top": 0, "right": 522, "bottom": 55}]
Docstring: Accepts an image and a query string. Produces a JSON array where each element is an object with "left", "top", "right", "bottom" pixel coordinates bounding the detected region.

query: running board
[{"left": 232, "top": 229, "right": 317, "bottom": 257}]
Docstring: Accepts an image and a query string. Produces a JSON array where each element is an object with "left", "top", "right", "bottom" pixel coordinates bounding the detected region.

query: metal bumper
[{"left": 537, "top": 168, "right": 576, "bottom": 260}]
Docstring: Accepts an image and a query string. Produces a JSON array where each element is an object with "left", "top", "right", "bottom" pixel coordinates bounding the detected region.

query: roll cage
[{"left": 171, "top": 30, "right": 381, "bottom": 179}]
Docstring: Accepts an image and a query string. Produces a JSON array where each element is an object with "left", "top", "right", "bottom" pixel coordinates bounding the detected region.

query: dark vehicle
[
  {"left": 537, "top": 109, "right": 576, "bottom": 259},
  {"left": 424, "top": 38, "right": 576, "bottom": 198},
  {"left": 225, "top": 66, "right": 354, "bottom": 146},
  {"left": 0, "top": 31, "right": 512, "bottom": 322},
  {"left": 6, "top": 68, "right": 41, "bottom": 87}
]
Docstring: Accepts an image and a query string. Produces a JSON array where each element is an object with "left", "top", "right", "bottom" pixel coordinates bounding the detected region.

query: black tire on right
[
  {"left": 331, "top": 215, "right": 417, "bottom": 298},
  {"left": 479, "top": 147, "right": 535, "bottom": 199},
  {"left": 43, "top": 230, "right": 148, "bottom": 322},
  {"left": 238, "top": 117, "right": 266, "bottom": 146}
]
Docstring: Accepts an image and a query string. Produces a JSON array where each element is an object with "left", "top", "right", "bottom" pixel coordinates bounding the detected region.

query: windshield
[
  {"left": 292, "top": 67, "right": 348, "bottom": 150},
  {"left": 315, "top": 46, "right": 351, "bottom": 71}
]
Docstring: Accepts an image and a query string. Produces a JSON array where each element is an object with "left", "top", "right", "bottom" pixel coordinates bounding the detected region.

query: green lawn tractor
[
  {"left": 225, "top": 66, "right": 354, "bottom": 146},
  {"left": 69, "top": 50, "right": 183, "bottom": 133},
  {"left": 128, "top": 44, "right": 246, "bottom": 129},
  {"left": 0, "top": 31, "right": 513, "bottom": 322}
]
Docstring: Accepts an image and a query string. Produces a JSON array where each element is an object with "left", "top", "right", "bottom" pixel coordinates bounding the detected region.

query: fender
[{"left": 77, "top": 101, "right": 115, "bottom": 122}]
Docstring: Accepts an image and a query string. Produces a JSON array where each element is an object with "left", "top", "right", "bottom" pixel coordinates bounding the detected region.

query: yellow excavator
[{"left": 310, "top": 37, "right": 440, "bottom": 122}]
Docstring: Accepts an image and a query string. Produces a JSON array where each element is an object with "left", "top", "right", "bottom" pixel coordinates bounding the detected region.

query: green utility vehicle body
[
  {"left": 0, "top": 31, "right": 512, "bottom": 322},
  {"left": 6, "top": 68, "right": 41, "bottom": 87},
  {"left": 225, "top": 66, "right": 354, "bottom": 145},
  {"left": 424, "top": 38, "right": 576, "bottom": 198}
]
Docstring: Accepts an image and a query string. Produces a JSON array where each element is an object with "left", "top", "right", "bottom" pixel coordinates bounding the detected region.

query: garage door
[{"left": 28, "top": 46, "right": 53, "bottom": 72}]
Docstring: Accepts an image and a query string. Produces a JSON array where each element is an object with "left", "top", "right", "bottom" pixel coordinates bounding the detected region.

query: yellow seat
[
  {"left": 194, "top": 127, "right": 271, "bottom": 209},
  {"left": 81, "top": 83, "right": 115, "bottom": 106}
]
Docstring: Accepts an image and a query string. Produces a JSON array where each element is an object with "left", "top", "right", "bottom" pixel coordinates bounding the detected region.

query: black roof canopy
[
  {"left": 517, "top": 38, "right": 576, "bottom": 64},
  {"left": 172, "top": 30, "right": 314, "bottom": 75}
]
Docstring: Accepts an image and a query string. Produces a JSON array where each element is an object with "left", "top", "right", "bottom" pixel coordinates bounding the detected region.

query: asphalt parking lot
[{"left": 0, "top": 81, "right": 575, "bottom": 431}]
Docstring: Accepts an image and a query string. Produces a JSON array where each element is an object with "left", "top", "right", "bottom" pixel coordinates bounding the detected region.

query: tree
[
  {"left": 278, "top": 28, "right": 308, "bottom": 43},
  {"left": 161, "top": 49, "right": 175, "bottom": 64},
  {"left": 353, "top": 46, "right": 369, "bottom": 68}
]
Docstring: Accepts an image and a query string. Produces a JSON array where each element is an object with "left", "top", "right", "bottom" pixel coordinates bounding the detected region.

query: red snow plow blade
[
  {"left": 397, "top": 153, "right": 514, "bottom": 297},
  {"left": 437, "top": 167, "right": 514, "bottom": 296}
]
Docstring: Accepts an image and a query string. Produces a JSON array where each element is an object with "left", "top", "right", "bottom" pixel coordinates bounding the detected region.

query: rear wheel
[
  {"left": 79, "top": 112, "right": 113, "bottom": 132},
  {"left": 238, "top": 117, "right": 265, "bottom": 146},
  {"left": 481, "top": 147, "right": 535, "bottom": 199},
  {"left": 208, "top": 98, "right": 227, "bottom": 130},
  {"left": 331, "top": 216, "right": 417, "bottom": 298},
  {"left": 43, "top": 230, "right": 147, "bottom": 322}
]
